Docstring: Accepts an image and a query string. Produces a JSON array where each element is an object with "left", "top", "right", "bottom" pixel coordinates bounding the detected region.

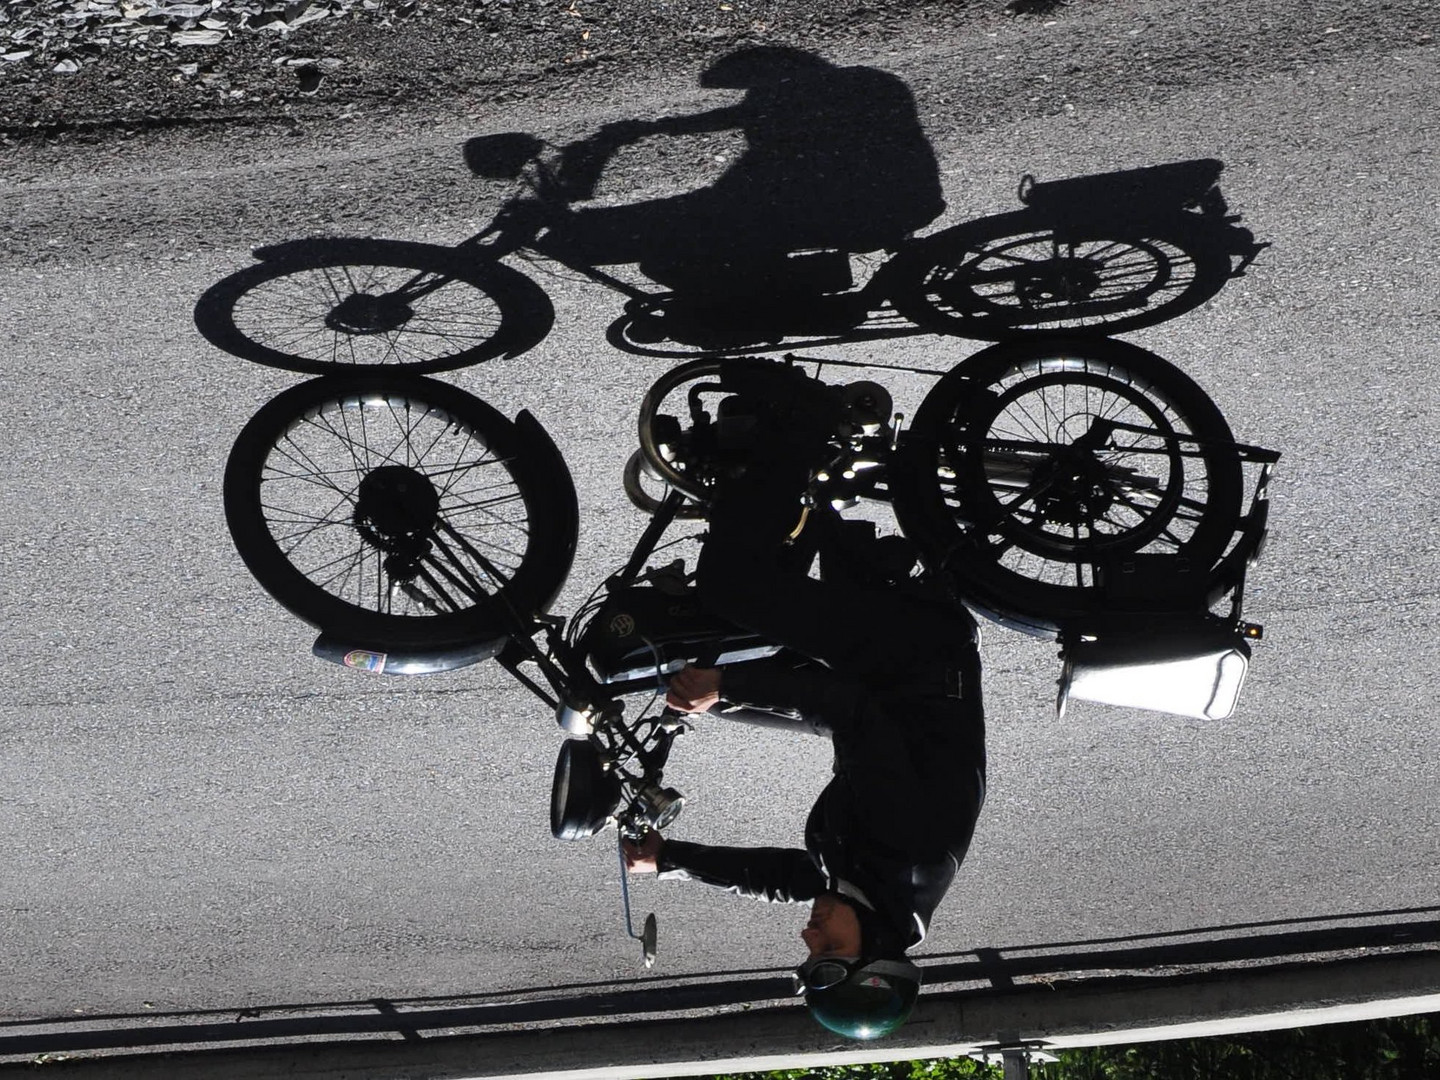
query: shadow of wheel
[
  {"left": 885, "top": 211, "right": 1237, "bottom": 339},
  {"left": 195, "top": 238, "right": 555, "bottom": 374}
]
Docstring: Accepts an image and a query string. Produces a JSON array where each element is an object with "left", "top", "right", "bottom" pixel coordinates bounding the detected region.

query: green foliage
[
  {"left": 687, "top": 1013, "right": 1439, "bottom": 1080},
  {"left": 1031, "top": 1013, "right": 1439, "bottom": 1080},
  {"left": 706, "top": 1056, "right": 1002, "bottom": 1080}
]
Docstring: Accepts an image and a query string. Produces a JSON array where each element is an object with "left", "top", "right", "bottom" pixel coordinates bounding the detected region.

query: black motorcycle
[{"left": 222, "top": 338, "right": 1277, "bottom": 962}]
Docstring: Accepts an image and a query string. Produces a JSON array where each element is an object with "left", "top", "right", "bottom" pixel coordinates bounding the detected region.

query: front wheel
[
  {"left": 224, "top": 373, "right": 576, "bottom": 649},
  {"left": 893, "top": 338, "right": 1243, "bottom": 633},
  {"left": 196, "top": 238, "right": 554, "bottom": 374}
]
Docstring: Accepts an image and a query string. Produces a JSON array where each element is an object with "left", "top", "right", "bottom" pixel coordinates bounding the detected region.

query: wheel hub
[
  {"left": 1016, "top": 257, "right": 1102, "bottom": 306},
  {"left": 325, "top": 292, "right": 414, "bottom": 335},
  {"left": 1030, "top": 450, "right": 1116, "bottom": 529},
  {"left": 354, "top": 466, "right": 440, "bottom": 549}
]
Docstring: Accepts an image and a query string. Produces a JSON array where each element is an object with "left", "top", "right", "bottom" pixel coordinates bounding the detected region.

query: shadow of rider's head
[
  {"left": 698, "top": 44, "right": 833, "bottom": 88},
  {"left": 527, "top": 46, "right": 945, "bottom": 312},
  {"left": 694, "top": 47, "right": 944, "bottom": 255}
]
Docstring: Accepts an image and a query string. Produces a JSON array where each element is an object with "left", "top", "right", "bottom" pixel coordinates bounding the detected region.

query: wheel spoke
[
  {"left": 909, "top": 227, "right": 1213, "bottom": 333},
  {"left": 246, "top": 384, "right": 536, "bottom": 619},
  {"left": 923, "top": 350, "right": 1237, "bottom": 607},
  {"left": 412, "top": 554, "right": 474, "bottom": 612},
  {"left": 217, "top": 256, "right": 513, "bottom": 370}
]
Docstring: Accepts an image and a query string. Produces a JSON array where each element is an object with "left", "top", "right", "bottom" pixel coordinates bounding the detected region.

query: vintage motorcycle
[{"left": 221, "top": 337, "right": 1277, "bottom": 962}]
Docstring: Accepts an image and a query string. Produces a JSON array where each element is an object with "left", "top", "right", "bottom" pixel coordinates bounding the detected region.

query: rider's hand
[
  {"left": 666, "top": 665, "right": 722, "bottom": 714},
  {"left": 622, "top": 831, "right": 664, "bottom": 874}
]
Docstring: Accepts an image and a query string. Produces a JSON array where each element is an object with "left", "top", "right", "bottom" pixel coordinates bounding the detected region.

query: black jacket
[{"left": 657, "top": 648, "right": 985, "bottom": 951}]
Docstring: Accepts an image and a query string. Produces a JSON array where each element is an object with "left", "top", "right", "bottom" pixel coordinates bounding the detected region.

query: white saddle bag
[{"left": 1057, "top": 628, "right": 1252, "bottom": 721}]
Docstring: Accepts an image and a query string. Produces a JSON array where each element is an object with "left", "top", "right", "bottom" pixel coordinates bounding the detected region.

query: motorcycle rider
[
  {"left": 530, "top": 45, "right": 945, "bottom": 309},
  {"left": 623, "top": 367, "right": 986, "bottom": 1040}
]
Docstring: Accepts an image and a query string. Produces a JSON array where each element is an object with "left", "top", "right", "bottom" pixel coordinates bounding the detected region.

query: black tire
[
  {"left": 893, "top": 337, "right": 1243, "bottom": 633},
  {"left": 886, "top": 211, "right": 1235, "bottom": 339},
  {"left": 551, "top": 739, "right": 621, "bottom": 841},
  {"left": 196, "top": 238, "right": 554, "bottom": 374},
  {"left": 224, "top": 373, "right": 575, "bottom": 649}
]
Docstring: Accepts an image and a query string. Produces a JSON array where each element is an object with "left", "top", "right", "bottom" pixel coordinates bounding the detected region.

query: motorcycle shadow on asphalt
[{"left": 192, "top": 44, "right": 1269, "bottom": 374}]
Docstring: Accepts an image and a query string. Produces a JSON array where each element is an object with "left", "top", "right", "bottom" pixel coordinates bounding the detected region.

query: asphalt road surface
[{"left": 2, "top": 0, "right": 1437, "bottom": 1031}]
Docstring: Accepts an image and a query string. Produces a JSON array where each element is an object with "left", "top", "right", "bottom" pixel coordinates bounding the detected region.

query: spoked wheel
[
  {"left": 196, "top": 239, "right": 554, "bottom": 373},
  {"left": 224, "top": 373, "right": 576, "bottom": 649},
  {"left": 887, "top": 212, "right": 1234, "bottom": 338},
  {"left": 895, "top": 337, "right": 1243, "bottom": 632}
]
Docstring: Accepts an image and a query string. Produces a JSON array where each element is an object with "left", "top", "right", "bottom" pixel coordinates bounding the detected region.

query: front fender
[{"left": 312, "top": 632, "right": 508, "bottom": 676}]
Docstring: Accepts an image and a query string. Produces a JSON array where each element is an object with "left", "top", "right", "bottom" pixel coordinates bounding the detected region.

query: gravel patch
[{"left": 1, "top": 0, "right": 1030, "bottom": 143}]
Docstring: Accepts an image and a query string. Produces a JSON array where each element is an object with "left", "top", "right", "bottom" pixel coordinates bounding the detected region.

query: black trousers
[
  {"left": 695, "top": 447, "right": 978, "bottom": 694},
  {"left": 694, "top": 439, "right": 988, "bottom": 854}
]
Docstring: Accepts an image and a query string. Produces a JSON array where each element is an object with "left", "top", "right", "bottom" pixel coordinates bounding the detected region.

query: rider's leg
[
  {"left": 694, "top": 384, "right": 985, "bottom": 840},
  {"left": 536, "top": 191, "right": 816, "bottom": 297},
  {"left": 532, "top": 191, "right": 734, "bottom": 274},
  {"left": 695, "top": 394, "right": 971, "bottom": 683}
]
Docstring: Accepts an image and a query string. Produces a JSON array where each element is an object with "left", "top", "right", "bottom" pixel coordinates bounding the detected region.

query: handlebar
[{"left": 464, "top": 123, "right": 655, "bottom": 204}]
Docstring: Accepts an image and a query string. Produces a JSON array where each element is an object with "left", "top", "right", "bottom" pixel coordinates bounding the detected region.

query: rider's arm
[
  {"left": 646, "top": 104, "right": 748, "bottom": 137},
  {"left": 601, "top": 105, "right": 747, "bottom": 143},
  {"left": 718, "top": 657, "right": 863, "bottom": 733},
  {"left": 657, "top": 839, "right": 825, "bottom": 904}
]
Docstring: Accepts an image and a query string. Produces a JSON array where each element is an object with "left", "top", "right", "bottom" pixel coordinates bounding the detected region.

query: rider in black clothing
[{"left": 623, "top": 369, "right": 986, "bottom": 1040}]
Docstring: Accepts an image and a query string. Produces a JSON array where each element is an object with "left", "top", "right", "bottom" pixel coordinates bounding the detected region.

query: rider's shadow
[{"left": 509, "top": 45, "right": 948, "bottom": 338}]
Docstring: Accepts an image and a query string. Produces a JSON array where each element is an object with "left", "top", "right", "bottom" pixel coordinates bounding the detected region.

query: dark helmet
[
  {"left": 795, "top": 956, "right": 923, "bottom": 1040},
  {"left": 699, "top": 46, "right": 832, "bottom": 89}
]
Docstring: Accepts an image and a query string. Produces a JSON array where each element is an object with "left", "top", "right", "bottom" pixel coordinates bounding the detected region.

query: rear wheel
[
  {"left": 224, "top": 373, "right": 575, "bottom": 649},
  {"left": 895, "top": 338, "right": 1243, "bottom": 632},
  {"left": 887, "top": 212, "right": 1234, "bottom": 338},
  {"left": 196, "top": 239, "right": 554, "bottom": 373}
]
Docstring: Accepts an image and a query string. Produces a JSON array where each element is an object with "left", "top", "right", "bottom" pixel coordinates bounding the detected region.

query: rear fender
[{"left": 250, "top": 238, "right": 364, "bottom": 262}]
